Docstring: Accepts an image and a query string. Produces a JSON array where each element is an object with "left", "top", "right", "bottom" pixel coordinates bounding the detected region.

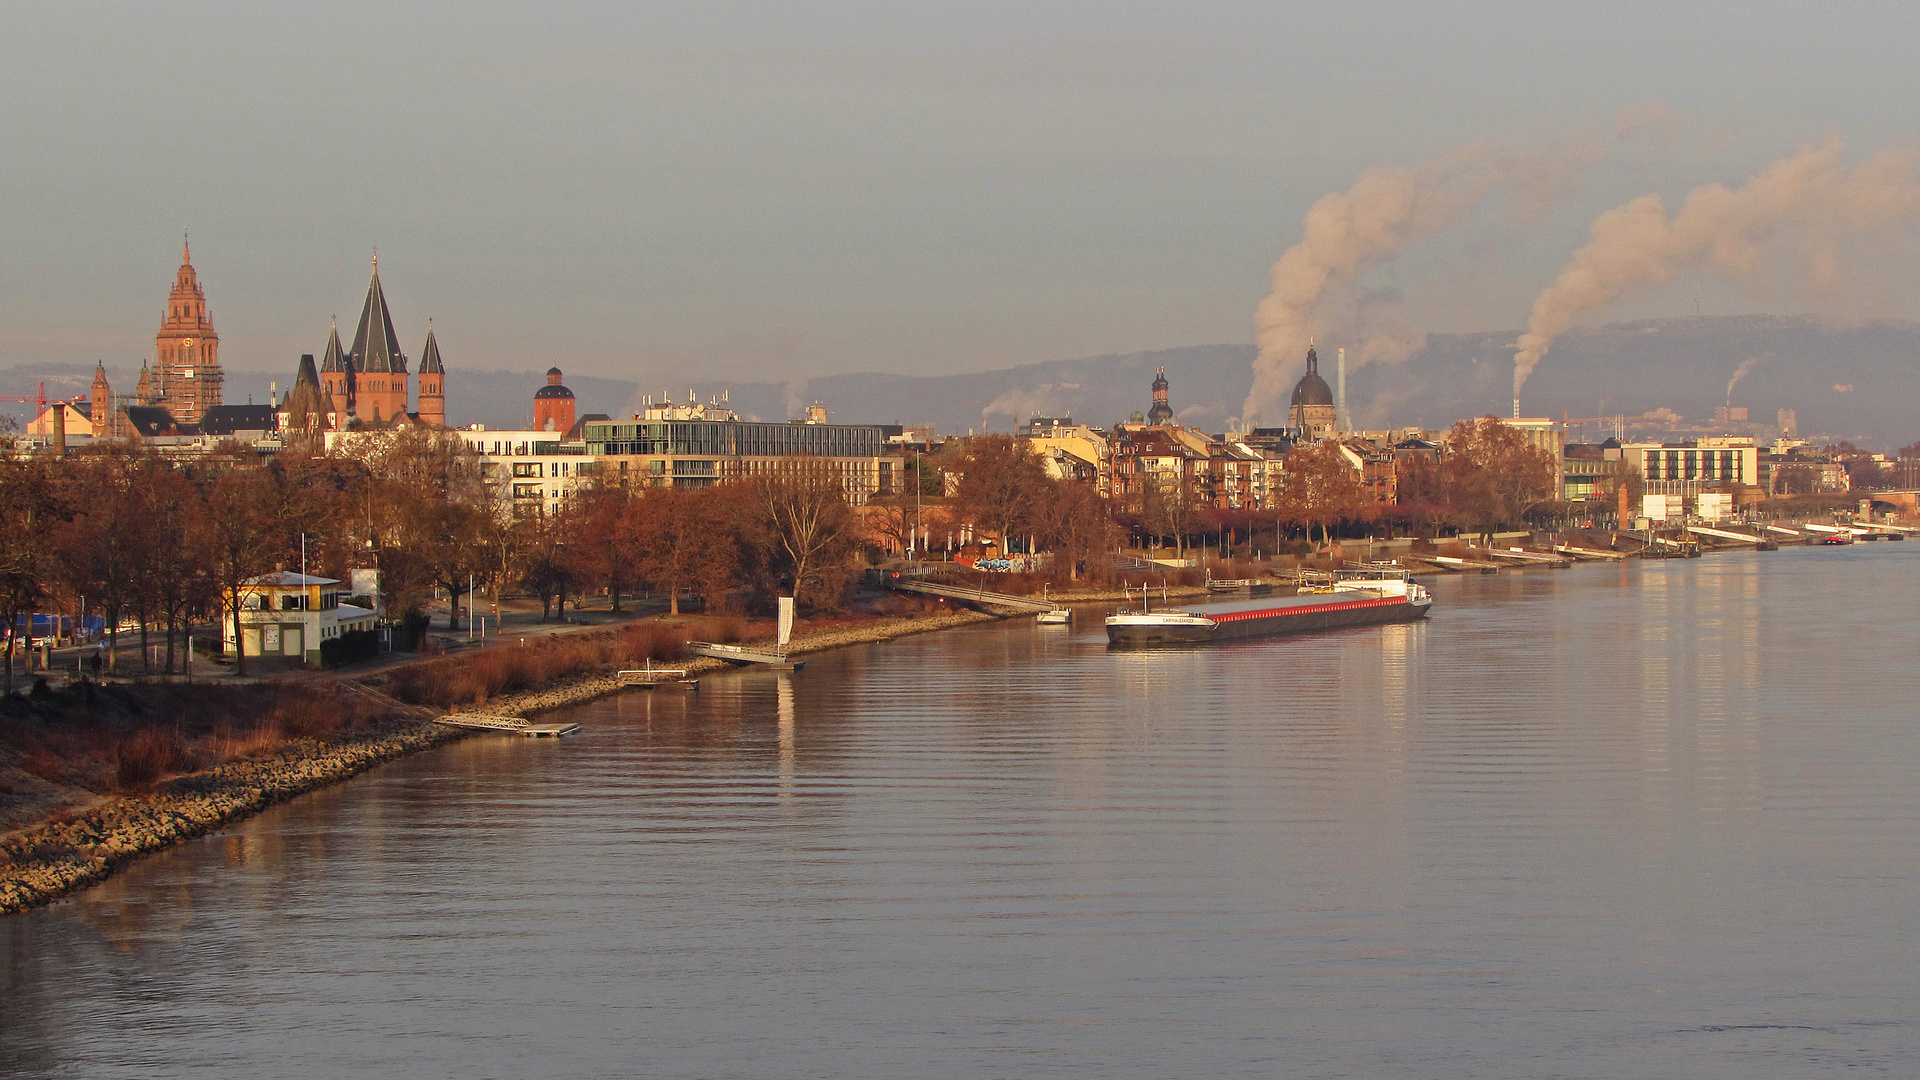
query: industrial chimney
[{"left": 1336, "top": 347, "right": 1347, "bottom": 432}]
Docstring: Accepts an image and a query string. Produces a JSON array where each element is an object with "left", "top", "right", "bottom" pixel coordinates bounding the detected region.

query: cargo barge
[{"left": 1105, "top": 571, "right": 1432, "bottom": 645}]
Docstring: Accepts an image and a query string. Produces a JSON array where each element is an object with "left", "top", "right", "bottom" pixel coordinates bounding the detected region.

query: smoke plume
[
  {"left": 1725, "top": 355, "right": 1762, "bottom": 402},
  {"left": 981, "top": 387, "right": 1062, "bottom": 431},
  {"left": 1237, "top": 113, "right": 1687, "bottom": 425},
  {"left": 1512, "top": 138, "right": 1920, "bottom": 399}
]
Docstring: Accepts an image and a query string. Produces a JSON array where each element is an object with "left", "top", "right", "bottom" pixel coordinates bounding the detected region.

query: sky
[{"left": 4, "top": 1, "right": 1919, "bottom": 386}]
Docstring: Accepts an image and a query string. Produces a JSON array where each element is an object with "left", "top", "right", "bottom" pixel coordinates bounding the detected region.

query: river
[{"left": 4, "top": 545, "right": 1918, "bottom": 1078}]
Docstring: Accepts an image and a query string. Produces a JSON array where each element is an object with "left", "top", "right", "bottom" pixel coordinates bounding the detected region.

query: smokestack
[
  {"left": 1513, "top": 397, "right": 1521, "bottom": 420},
  {"left": 1336, "top": 347, "right": 1347, "bottom": 432},
  {"left": 51, "top": 402, "right": 65, "bottom": 457}
]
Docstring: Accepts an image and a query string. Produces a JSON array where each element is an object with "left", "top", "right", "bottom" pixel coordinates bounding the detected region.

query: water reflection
[{"left": 5, "top": 547, "right": 1919, "bottom": 1078}]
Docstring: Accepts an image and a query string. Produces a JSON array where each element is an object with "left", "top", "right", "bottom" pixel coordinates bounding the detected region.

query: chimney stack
[{"left": 1336, "top": 347, "right": 1347, "bottom": 432}]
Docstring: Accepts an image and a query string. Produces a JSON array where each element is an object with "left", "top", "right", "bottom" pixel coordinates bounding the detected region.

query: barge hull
[{"left": 1209, "top": 595, "right": 1425, "bottom": 641}]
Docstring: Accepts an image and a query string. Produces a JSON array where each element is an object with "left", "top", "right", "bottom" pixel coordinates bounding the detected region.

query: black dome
[
  {"left": 533, "top": 384, "right": 575, "bottom": 399},
  {"left": 1290, "top": 370, "right": 1333, "bottom": 408}
]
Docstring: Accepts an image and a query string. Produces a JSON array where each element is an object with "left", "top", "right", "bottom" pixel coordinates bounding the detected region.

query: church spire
[
  {"left": 418, "top": 320, "right": 444, "bottom": 375},
  {"left": 349, "top": 253, "right": 405, "bottom": 375}
]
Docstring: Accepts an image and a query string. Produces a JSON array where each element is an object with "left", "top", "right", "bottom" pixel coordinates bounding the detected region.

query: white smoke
[
  {"left": 1725, "top": 355, "right": 1763, "bottom": 402},
  {"left": 1241, "top": 112, "right": 1677, "bottom": 425},
  {"left": 981, "top": 387, "right": 1062, "bottom": 431},
  {"left": 1512, "top": 137, "right": 1920, "bottom": 398}
]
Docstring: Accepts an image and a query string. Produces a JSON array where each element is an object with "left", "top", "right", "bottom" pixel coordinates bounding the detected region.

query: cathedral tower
[
  {"left": 348, "top": 254, "right": 409, "bottom": 424},
  {"left": 416, "top": 322, "right": 446, "bottom": 427},
  {"left": 319, "top": 320, "right": 351, "bottom": 422},
  {"left": 154, "top": 239, "right": 222, "bottom": 424}
]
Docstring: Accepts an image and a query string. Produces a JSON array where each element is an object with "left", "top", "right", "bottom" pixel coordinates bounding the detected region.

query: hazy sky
[{"left": 5, "top": 1, "right": 1919, "bottom": 384}]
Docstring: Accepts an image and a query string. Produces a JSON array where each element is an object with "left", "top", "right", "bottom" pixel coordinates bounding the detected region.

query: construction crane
[{"left": 0, "top": 381, "right": 48, "bottom": 410}]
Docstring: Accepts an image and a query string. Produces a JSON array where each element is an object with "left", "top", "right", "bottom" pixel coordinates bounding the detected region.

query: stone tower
[
  {"left": 1148, "top": 367, "right": 1173, "bottom": 426},
  {"left": 348, "top": 254, "right": 408, "bottom": 424},
  {"left": 318, "top": 321, "right": 350, "bottom": 423},
  {"left": 416, "top": 323, "right": 446, "bottom": 427},
  {"left": 134, "top": 361, "right": 162, "bottom": 407},
  {"left": 90, "top": 362, "right": 114, "bottom": 439},
  {"left": 533, "top": 367, "right": 576, "bottom": 433},
  {"left": 154, "top": 239, "right": 222, "bottom": 424}
]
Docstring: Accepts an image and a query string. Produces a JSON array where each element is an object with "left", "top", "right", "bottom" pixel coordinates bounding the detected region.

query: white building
[
  {"left": 222, "top": 572, "right": 378, "bottom": 665},
  {"left": 456, "top": 426, "right": 594, "bottom": 517}
]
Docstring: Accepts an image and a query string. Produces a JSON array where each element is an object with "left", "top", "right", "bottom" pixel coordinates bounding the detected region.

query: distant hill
[
  {"left": 8, "top": 315, "right": 1917, "bottom": 448},
  {"left": 1349, "top": 315, "right": 1920, "bottom": 447}
]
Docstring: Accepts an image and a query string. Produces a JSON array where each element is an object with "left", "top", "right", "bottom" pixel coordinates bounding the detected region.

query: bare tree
[
  {"left": 202, "top": 465, "right": 284, "bottom": 677},
  {"left": 0, "top": 458, "right": 63, "bottom": 691},
  {"left": 944, "top": 436, "right": 1049, "bottom": 557},
  {"left": 754, "top": 464, "right": 858, "bottom": 611}
]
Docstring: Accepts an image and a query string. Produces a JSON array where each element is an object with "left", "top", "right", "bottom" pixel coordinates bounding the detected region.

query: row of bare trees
[{"left": 1, "top": 417, "right": 1565, "bottom": 689}]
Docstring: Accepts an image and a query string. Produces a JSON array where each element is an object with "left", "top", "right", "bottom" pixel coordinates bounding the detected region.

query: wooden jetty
[
  {"left": 1429, "top": 555, "right": 1502, "bottom": 573},
  {"left": 617, "top": 662, "right": 699, "bottom": 690},
  {"left": 1485, "top": 548, "right": 1572, "bottom": 568},
  {"left": 687, "top": 641, "right": 804, "bottom": 671},
  {"left": 1553, "top": 544, "right": 1628, "bottom": 561},
  {"left": 434, "top": 713, "right": 581, "bottom": 737}
]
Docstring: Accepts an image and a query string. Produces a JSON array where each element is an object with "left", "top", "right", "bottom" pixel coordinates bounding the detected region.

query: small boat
[
  {"left": 1035, "top": 586, "right": 1071, "bottom": 623},
  {"left": 1822, "top": 533, "right": 1855, "bottom": 545},
  {"left": 1106, "top": 570, "right": 1432, "bottom": 646}
]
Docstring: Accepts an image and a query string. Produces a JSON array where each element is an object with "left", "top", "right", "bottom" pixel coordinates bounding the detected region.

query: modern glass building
[{"left": 581, "top": 417, "right": 895, "bottom": 502}]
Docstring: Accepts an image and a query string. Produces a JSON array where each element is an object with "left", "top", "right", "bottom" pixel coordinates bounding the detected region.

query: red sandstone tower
[
  {"left": 533, "top": 367, "right": 576, "bottom": 433},
  {"left": 347, "top": 254, "right": 409, "bottom": 424},
  {"left": 417, "top": 322, "right": 446, "bottom": 427},
  {"left": 155, "top": 239, "right": 222, "bottom": 424}
]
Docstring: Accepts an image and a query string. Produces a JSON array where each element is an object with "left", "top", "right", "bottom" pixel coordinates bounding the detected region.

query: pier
[
  {"left": 434, "top": 713, "right": 581, "bottom": 737},
  {"left": 687, "top": 641, "right": 805, "bottom": 670},
  {"left": 886, "top": 578, "right": 1058, "bottom": 615}
]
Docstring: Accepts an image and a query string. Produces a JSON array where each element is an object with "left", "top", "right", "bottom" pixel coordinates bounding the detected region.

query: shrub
[{"left": 116, "top": 729, "right": 193, "bottom": 792}]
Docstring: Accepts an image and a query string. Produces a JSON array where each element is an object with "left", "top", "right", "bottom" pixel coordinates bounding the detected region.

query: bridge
[{"left": 885, "top": 578, "right": 1058, "bottom": 614}]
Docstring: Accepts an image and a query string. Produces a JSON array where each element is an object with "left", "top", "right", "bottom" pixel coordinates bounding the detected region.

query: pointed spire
[
  {"left": 349, "top": 256, "right": 406, "bottom": 374},
  {"left": 418, "top": 321, "right": 444, "bottom": 374},
  {"left": 320, "top": 320, "right": 347, "bottom": 373},
  {"left": 294, "top": 352, "right": 321, "bottom": 389},
  {"left": 183, "top": 231, "right": 190, "bottom": 264}
]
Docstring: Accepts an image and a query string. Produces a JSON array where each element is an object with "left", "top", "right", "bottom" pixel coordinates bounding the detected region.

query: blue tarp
[{"left": 8, "top": 615, "right": 106, "bottom": 638}]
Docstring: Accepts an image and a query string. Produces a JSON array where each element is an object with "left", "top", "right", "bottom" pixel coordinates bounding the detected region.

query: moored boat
[{"left": 1105, "top": 570, "right": 1432, "bottom": 646}]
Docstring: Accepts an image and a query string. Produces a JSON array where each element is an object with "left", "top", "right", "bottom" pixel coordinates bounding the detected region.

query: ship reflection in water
[{"left": 4, "top": 545, "right": 1918, "bottom": 1078}]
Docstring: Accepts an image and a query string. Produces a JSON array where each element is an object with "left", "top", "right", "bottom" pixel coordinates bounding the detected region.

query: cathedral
[
  {"left": 153, "top": 239, "right": 222, "bottom": 425},
  {"left": 284, "top": 254, "right": 448, "bottom": 434}
]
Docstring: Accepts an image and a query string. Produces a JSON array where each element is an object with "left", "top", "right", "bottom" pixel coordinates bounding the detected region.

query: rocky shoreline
[{"left": 1, "top": 606, "right": 1000, "bottom": 915}]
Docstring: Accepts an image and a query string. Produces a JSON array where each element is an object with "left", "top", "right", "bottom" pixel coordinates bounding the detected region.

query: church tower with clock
[{"left": 154, "top": 238, "right": 223, "bottom": 425}]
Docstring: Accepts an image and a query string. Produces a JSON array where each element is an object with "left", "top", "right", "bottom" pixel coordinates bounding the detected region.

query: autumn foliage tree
[
  {"left": 1438, "top": 417, "right": 1560, "bottom": 542},
  {"left": 1276, "top": 441, "right": 1369, "bottom": 551}
]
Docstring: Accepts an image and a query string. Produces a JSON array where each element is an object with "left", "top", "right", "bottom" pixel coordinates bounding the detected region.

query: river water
[{"left": 4, "top": 545, "right": 1918, "bottom": 1078}]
